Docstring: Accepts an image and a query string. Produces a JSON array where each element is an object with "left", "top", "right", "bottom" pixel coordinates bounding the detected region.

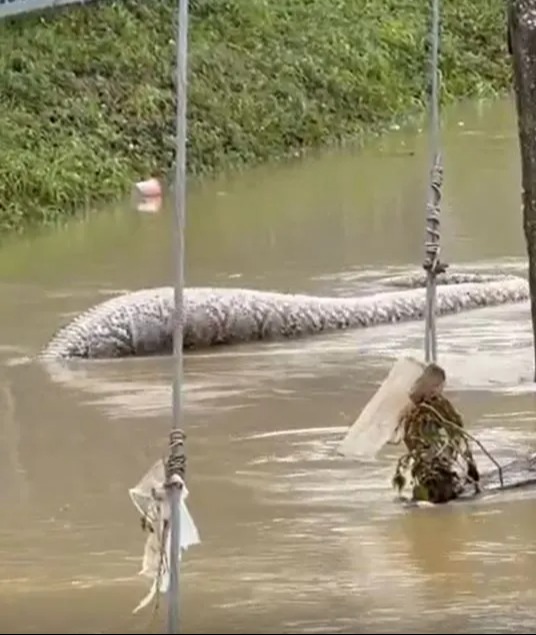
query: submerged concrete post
[{"left": 509, "top": 0, "right": 536, "bottom": 380}]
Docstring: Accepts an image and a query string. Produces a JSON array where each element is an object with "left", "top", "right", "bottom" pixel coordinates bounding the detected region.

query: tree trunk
[{"left": 509, "top": 0, "right": 536, "bottom": 381}]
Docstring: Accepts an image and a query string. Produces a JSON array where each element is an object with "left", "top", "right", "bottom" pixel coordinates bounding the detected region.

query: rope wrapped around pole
[{"left": 423, "top": 0, "right": 447, "bottom": 364}]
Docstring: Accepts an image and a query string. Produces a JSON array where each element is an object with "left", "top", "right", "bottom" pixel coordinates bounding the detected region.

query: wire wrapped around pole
[
  {"left": 166, "top": 429, "right": 187, "bottom": 482},
  {"left": 423, "top": 0, "right": 447, "bottom": 364}
]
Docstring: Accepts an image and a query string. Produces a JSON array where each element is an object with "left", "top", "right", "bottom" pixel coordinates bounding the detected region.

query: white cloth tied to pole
[{"left": 128, "top": 459, "right": 201, "bottom": 614}]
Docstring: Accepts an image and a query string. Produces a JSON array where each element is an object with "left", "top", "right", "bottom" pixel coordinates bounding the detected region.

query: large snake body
[{"left": 39, "top": 271, "right": 529, "bottom": 361}]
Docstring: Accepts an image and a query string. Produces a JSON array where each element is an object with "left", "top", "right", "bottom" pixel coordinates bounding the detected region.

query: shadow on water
[{"left": 2, "top": 97, "right": 536, "bottom": 633}]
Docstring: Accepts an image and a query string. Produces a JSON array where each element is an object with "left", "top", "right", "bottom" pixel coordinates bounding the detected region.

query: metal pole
[
  {"left": 168, "top": 0, "right": 189, "bottom": 632},
  {"left": 423, "top": 0, "right": 442, "bottom": 364}
]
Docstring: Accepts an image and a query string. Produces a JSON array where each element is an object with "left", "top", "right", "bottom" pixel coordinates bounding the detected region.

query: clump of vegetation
[{"left": 0, "top": 0, "right": 511, "bottom": 235}]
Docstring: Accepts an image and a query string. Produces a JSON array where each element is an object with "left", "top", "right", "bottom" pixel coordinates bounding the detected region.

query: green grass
[{"left": 0, "top": 0, "right": 512, "bottom": 235}]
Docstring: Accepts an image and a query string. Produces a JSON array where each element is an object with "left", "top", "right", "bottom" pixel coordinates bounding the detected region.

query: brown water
[{"left": 2, "top": 96, "right": 536, "bottom": 634}]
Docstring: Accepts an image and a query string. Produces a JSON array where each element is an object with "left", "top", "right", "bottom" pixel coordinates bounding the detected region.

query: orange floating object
[{"left": 133, "top": 178, "right": 163, "bottom": 213}]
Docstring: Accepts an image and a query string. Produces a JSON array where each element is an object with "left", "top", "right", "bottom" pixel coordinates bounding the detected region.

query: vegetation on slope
[{"left": 0, "top": 0, "right": 511, "bottom": 234}]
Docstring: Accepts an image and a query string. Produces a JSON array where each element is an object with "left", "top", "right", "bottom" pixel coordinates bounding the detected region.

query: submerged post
[
  {"left": 167, "top": 0, "right": 189, "bottom": 632},
  {"left": 423, "top": 0, "right": 446, "bottom": 364},
  {"left": 509, "top": 0, "right": 536, "bottom": 381}
]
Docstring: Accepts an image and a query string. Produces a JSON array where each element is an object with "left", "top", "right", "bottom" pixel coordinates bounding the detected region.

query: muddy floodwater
[{"left": 2, "top": 96, "right": 536, "bottom": 634}]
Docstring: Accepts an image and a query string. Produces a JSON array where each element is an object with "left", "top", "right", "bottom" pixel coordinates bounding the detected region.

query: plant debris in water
[{"left": 393, "top": 394, "right": 481, "bottom": 503}]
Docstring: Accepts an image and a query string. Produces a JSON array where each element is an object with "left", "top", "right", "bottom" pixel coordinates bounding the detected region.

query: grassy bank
[{"left": 0, "top": 0, "right": 511, "bottom": 235}]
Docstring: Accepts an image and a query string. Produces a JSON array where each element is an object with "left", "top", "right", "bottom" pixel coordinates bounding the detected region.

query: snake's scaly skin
[{"left": 39, "top": 271, "right": 529, "bottom": 361}]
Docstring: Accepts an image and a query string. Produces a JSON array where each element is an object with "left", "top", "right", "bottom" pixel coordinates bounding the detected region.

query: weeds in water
[{"left": 0, "top": 0, "right": 511, "bottom": 235}]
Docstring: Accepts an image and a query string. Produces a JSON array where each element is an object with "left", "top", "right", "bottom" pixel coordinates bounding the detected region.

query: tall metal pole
[
  {"left": 423, "top": 0, "right": 444, "bottom": 364},
  {"left": 168, "top": 0, "right": 189, "bottom": 632}
]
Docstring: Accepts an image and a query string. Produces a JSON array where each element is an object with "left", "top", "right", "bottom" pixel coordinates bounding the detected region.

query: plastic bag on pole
[{"left": 128, "top": 459, "right": 200, "bottom": 614}]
